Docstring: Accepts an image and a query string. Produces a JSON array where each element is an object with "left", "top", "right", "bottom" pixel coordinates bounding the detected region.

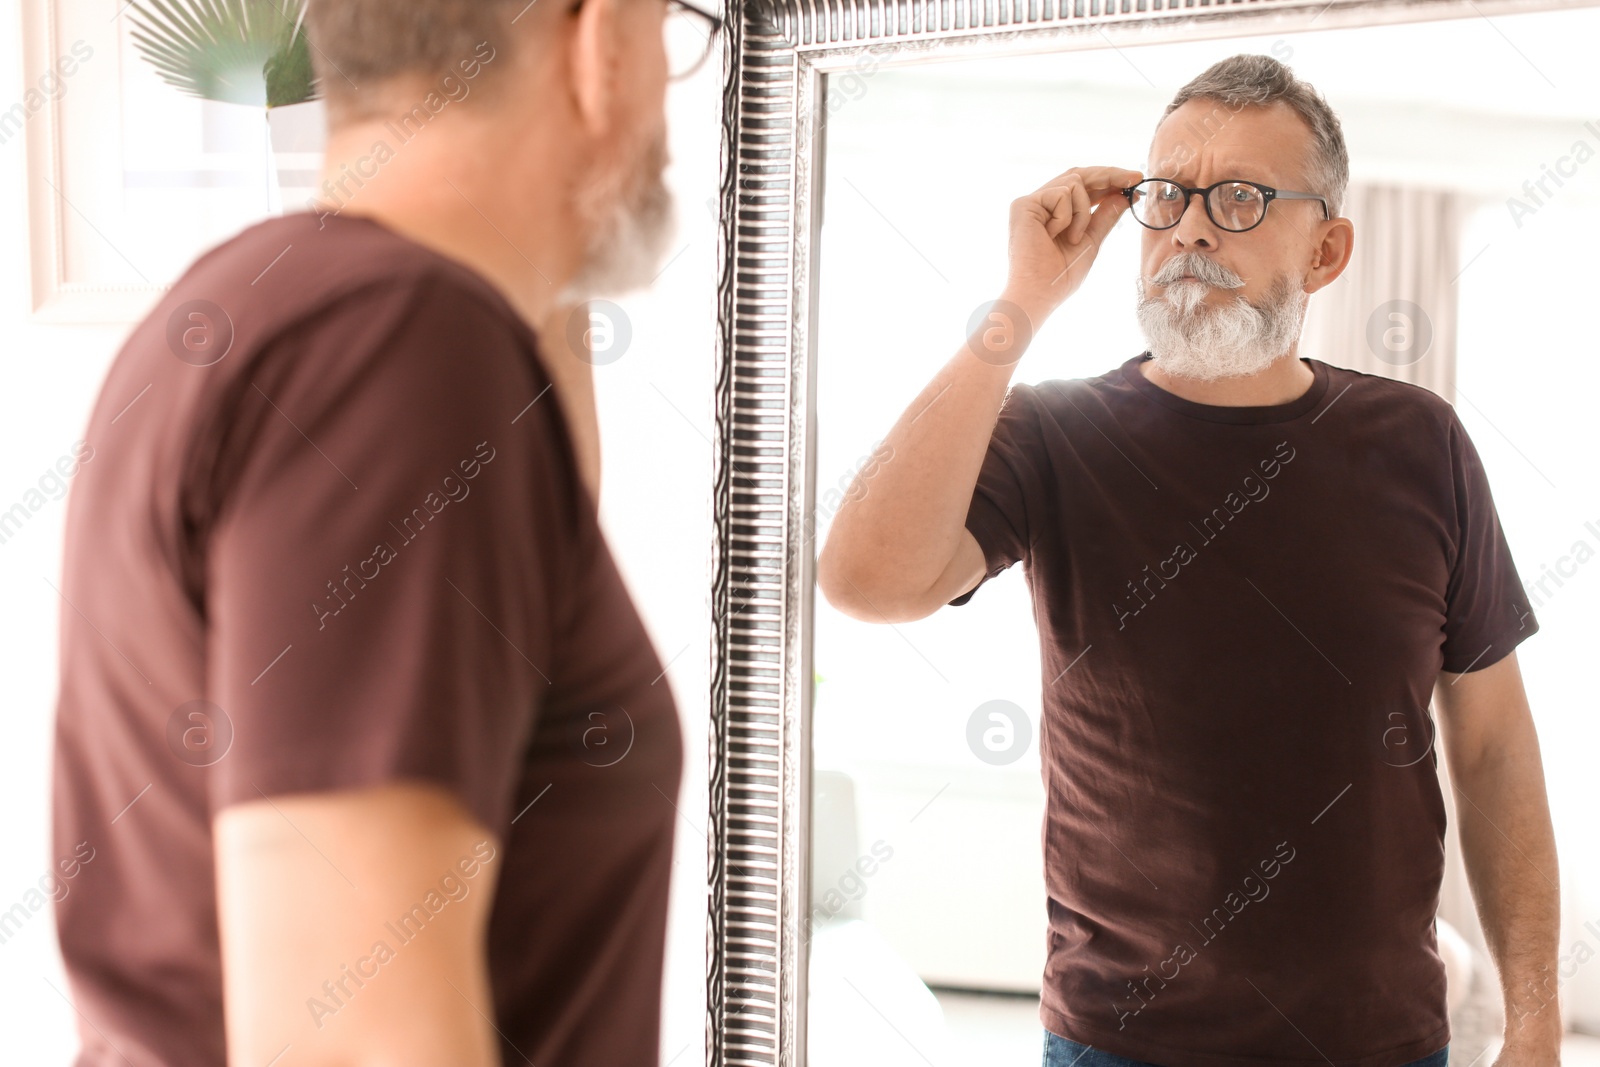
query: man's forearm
[
  {"left": 815, "top": 316, "right": 1021, "bottom": 615},
  {"left": 1451, "top": 739, "right": 1562, "bottom": 1052}
]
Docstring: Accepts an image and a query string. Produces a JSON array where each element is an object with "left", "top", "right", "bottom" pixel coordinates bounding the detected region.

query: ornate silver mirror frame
[{"left": 702, "top": 0, "right": 1587, "bottom": 1063}]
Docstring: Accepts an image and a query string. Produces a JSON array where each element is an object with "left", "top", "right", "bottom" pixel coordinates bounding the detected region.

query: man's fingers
[
  {"left": 1056, "top": 186, "right": 1129, "bottom": 250},
  {"left": 1081, "top": 189, "right": 1131, "bottom": 246},
  {"left": 1066, "top": 179, "right": 1092, "bottom": 243},
  {"left": 1037, "top": 175, "right": 1117, "bottom": 242},
  {"left": 1029, "top": 170, "right": 1142, "bottom": 242},
  {"left": 1039, "top": 183, "right": 1076, "bottom": 240},
  {"left": 1031, "top": 165, "right": 1142, "bottom": 197}
]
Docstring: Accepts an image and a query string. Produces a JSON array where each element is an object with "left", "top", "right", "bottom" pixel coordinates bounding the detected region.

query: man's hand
[{"left": 1001, "top": 165, "right": 1143, "bottom": 325}]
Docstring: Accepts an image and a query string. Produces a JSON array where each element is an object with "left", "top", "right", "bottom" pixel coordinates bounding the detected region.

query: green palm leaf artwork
[{"left": 128, "top": 0, "right": 319, "bottom": 109}]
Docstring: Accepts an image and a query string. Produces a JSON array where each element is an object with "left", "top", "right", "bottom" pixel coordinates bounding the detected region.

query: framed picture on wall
[{"left": 18, "top": 0, "right": 324, "bottom": 323}]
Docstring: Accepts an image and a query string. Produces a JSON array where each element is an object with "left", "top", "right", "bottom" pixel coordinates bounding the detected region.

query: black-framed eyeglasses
[
  {"left": 1121, "top": 178, "right": 1330, "bottom": 233},
  {"left": 567, "top": 0, "right": 724, "bottom": 82}
]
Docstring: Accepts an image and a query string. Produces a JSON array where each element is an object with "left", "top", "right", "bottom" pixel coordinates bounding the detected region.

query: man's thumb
[{"left": 1082, "top": 192, "right": 1130, "bottom": 246}]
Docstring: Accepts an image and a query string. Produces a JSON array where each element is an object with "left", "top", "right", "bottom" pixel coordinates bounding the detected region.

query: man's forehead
[
  {"left": 1146, "top": 101, "right": 1303, "bottom": 182},
  {"left": 1144, "top": 135, "right": 1285, "bottom": 181},
  {"left": 1145, "top": 156, "right": 1284, "bottom": 183}
]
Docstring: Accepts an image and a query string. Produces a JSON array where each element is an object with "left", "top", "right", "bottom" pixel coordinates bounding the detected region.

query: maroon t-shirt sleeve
[
  {"left": 947, "top": 381, "right": 1043, "bottom": 607},
  {"left": 202, "top": 279, "right": 565, "bottom": 837},
  {"left": 1438, "top": 407, "right": 1538, "bottom": 672}
]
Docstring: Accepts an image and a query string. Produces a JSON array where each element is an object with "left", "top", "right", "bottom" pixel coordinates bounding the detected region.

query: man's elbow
[
  {"left": 816, "top": 544, "right": 874, "bottom": 619},
  {"left": 816, "top": 544, "right": 931, "bottom": 623}
]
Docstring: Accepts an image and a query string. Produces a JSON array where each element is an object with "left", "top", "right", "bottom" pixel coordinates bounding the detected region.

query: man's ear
[
  {"left": 569, "top": 0, "right": 621, "bottom": 138},
  {"left": 1304, "top": 215, "right": 1354, "bottom": 296}
]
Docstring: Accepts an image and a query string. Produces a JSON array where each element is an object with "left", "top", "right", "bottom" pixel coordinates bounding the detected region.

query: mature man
[
  {"left": 818, "top": 54, "right": 1560, "bottom": 1067},
  {"left": 50, "top": 1, "right": 716, "bottom": 1064}
]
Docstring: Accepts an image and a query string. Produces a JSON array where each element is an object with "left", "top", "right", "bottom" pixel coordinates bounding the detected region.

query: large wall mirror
[{"left": 705, "top": 2, "right": 1600, "bottom": 1064}]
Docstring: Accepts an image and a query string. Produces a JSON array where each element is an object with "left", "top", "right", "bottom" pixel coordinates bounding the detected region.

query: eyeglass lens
[{"left": 1129, "top": 180, "right": 1266, "bottom": 231}]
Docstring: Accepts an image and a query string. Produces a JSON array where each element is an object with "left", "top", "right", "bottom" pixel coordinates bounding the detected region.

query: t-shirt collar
[{"left": 1121, "top": 352, "right": 1331, "bottom": 425}]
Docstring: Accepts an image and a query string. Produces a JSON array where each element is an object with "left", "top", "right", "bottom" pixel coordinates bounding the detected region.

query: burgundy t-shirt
[
  {"left": 950, "top": 354, "right": 1537, "bottom": 1067},
  {"left": 50, "top": 211, "right": 683, "bottom": 1066}
]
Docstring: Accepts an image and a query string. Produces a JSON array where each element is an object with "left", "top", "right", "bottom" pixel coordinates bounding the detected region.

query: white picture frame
[{"left": 19, "top": 0, "right": 313, "bottom": 323}]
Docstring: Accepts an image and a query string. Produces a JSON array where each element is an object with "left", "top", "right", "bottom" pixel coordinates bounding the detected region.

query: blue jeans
[{"left": 1044, "top": 1029, "right": 1449, "bottom": 1067}]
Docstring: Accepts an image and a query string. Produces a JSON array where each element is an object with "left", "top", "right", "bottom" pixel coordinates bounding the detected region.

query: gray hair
[
  {"left": 1158, "top": 54, "right": 1349, "bottom": 219},
  {"left": 306, "top": 0, "right": 530, "bottom": 125}
]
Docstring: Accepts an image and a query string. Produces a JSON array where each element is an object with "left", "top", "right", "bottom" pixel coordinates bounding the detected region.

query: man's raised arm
[{"left": 815, "top": 165, "right": 1142, "bottom": 622}]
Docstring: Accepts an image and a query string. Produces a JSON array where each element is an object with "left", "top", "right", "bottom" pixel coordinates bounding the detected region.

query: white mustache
[{"left": 1151, "top": 255, "right": 1243, "bottom": 290}]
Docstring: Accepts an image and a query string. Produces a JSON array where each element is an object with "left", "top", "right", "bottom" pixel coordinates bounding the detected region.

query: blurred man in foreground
[{"left": 51, "top": 0, "right": 719, "bottom": 1063}]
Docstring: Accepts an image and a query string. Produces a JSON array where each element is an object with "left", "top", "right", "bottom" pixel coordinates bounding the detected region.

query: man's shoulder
[
  {"left": 168, "top": 210, "right": 526, "bottom": 360},
  {"left": 1315, "top": 359, "right": 1459, "bottom": 431},
  {"left": 105, "top": 211, "right": 545, "bottom": 485},
  {"left": 1317, "top": 359, "right": 1450, "bottom": 404}
]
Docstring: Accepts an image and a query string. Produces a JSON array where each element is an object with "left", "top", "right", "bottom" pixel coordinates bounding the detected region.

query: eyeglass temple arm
[
  {"left": 672, "top": 0, "right": 724, "bottom": 28},
  {"left": 1271, "top": 190, "right": 1330, "bottom": 219},
  {"left": 572, "top": 0, "right": 724, "bottom": 28}
]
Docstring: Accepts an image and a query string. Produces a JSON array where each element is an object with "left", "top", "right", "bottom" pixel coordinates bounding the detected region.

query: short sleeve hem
[{"left": 1440, "top": 612, "right": 1538, "bottom": 674}]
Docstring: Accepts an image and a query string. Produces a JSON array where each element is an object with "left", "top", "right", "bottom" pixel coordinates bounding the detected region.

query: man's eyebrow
[{"left": 1146, "top": 166, "right": 1278, "bottom": 185}]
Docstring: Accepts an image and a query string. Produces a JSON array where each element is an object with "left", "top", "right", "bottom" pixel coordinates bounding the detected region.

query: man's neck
[
  {"left": 313, "top": 122, "right": 604, "bottom": 503},
  {"left": 1139, "top": 350, "right": 1314, "bottom": 407},
  {"left": 315, "top": 122, "right": 576, "bottom": 335}
]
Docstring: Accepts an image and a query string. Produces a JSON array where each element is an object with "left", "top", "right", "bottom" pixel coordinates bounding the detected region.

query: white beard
[
  {"left": 1135, "top": 269, "right": 1308, "bottom": 382},
  {"left": 558, "top": 125, "right": 678, "bottom": 304}
]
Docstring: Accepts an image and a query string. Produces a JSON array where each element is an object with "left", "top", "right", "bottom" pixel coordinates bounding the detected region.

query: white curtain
[{"left": 1299, "top": 181, "right": 1469, "bottom": 403}]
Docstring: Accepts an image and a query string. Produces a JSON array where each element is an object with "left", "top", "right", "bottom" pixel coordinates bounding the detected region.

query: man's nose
[{"left": 1171, "top": 189, "right": 1217, "bottom": 250}]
